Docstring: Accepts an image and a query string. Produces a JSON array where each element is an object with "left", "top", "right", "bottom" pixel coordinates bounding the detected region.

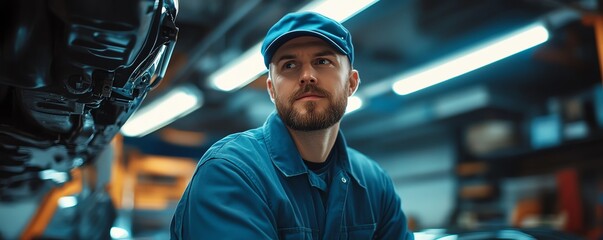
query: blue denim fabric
[{"left": 171, "top": 112, "right": 414, "bottom": 240}]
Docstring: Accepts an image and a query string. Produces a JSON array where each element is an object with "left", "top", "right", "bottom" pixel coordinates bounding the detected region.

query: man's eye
[
  {"left": 316, "top": 59, "right": 331, "bottom": 65},
  {"left": 284, "top": 62, "right": 297, "bottom": 69}
]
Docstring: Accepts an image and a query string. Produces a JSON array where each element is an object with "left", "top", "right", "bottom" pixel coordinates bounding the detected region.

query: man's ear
[
  {"left": 348, "top": 69, "right": 360, "bottom": 97},
  {"left": 267, "top": 77, "right": 276, "bottom": 103}
]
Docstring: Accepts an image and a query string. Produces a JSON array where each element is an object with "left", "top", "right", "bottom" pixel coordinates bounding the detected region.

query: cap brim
[{"left": 263, "top": 30, "right": 348, "bottom": 68}]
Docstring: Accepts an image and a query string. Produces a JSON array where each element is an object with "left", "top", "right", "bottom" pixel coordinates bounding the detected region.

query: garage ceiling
[{"left": 124, "top": 0, "right": 601, "bottom": 159}]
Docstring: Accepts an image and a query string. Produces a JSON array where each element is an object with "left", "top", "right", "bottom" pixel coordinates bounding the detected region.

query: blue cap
[{"left": 261, "top": 12, "right": 354, "bottom": 69}]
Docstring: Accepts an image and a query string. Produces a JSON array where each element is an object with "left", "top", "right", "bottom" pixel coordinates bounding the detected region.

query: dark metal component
[{"left": 0, "top": 0, "right": 179, "bottom": 201}]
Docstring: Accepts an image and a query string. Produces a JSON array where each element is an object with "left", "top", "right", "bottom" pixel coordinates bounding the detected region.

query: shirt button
[{"left": 341, "top": 177, "right": 347, "bottom": 183}]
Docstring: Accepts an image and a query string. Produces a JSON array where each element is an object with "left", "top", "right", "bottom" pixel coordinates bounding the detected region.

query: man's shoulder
[
  {"left": 346, "top": 148, "right": 390, "bottom": 184},
  {"left": 199, "top": 127, "right": 272, "bottom": 172},
  {"left": 205, "top": 128, "right": 264, "bottom": 157},
  {"left": 347, "top": 148, "right": 381, "bottom": 170}
]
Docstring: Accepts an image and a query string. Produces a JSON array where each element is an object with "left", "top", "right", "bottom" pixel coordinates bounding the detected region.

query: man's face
[{"left": 267, "top": 36, "right": 359, "bottom": 131}]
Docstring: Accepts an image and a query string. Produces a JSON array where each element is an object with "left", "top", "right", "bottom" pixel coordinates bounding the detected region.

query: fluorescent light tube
[
  {"left": 121, "top": 84, "right": 204, "bottom": 137},
  {"left": 58, "top": 196, "right": 78, "bottom": 208},
  {"left": 209, "top": 44, "right": 266, "bottom": 91},
  {"left": 110, "top": 227, "right": 130, "bottom": 239},
  {"left": 392, "top": 22, "right": 549, "bottom": 95},
  {"left": 299, "top": 0, "right": 379, "bottom": 22},
  {"left": 346, "top": 96, "right": 363, "bottom": 114},
  {"left": 209, "top": 0, "right": 379, "bottom": 91}
]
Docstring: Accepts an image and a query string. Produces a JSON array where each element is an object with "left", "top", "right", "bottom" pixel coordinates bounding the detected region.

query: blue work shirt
[{"left": 171, "top": 112, "right": 414, "bottom": 239}]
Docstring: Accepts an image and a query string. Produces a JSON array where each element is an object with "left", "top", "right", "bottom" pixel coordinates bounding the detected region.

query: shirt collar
[{"left": 262, "top": 112, "right": 361, "bottom": 184}]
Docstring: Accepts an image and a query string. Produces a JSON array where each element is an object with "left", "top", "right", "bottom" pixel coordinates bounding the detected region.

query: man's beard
[{"left": 275, "top": 84, "right": 347, "bottom": 131}]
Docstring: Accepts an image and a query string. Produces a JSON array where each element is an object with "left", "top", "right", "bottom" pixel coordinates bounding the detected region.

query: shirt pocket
[
  {"left": 340, "top": 223, "right": 377, "bottom": 240},
  {"left": 278, "top": 227, "right": 317, "bottom": 240}
]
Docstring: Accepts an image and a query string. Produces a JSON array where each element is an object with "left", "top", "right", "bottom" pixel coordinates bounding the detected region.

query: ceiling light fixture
[
  {"left": 209, "top": 0, "right": 379, "bottom": 91},
  {"left": 58, "top": 196, "right": 78, "bottom": 208},
  {"left": 110, "top": 227, "right": 130, "bottom": 239},
  {"left": 210, "top": 44, "right": 265, "bottom": 91},
  {"left": 346, "top": 96, "right": 364, "bottom": 114},
  {"left": 121, "top": 84, "right": 204, "bottom": 137},
  {"left": 392, "top": 22, "right": 549, "bottom": 95},
  {"left": 297, "top": 0, "right": 379, "bottom": 22}
]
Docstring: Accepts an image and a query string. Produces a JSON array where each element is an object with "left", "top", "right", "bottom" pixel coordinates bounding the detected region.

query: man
[{"left": 171, "top": 12, "right": 414, "bottom": 239}]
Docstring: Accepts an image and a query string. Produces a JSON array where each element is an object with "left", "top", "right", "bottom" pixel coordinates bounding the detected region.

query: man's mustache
[{"left": 290, "top": 84, "right": 331, "bottom": 103}]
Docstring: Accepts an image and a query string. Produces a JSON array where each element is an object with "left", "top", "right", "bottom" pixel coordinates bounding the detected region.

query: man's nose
[{"left": 299, "top": 65, "right": 317, "bottom": 85}]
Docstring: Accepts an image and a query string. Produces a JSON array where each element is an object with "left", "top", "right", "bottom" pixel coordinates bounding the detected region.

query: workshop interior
[{"left": 1, "top": 0, "right": 603, "bottom": 239}]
